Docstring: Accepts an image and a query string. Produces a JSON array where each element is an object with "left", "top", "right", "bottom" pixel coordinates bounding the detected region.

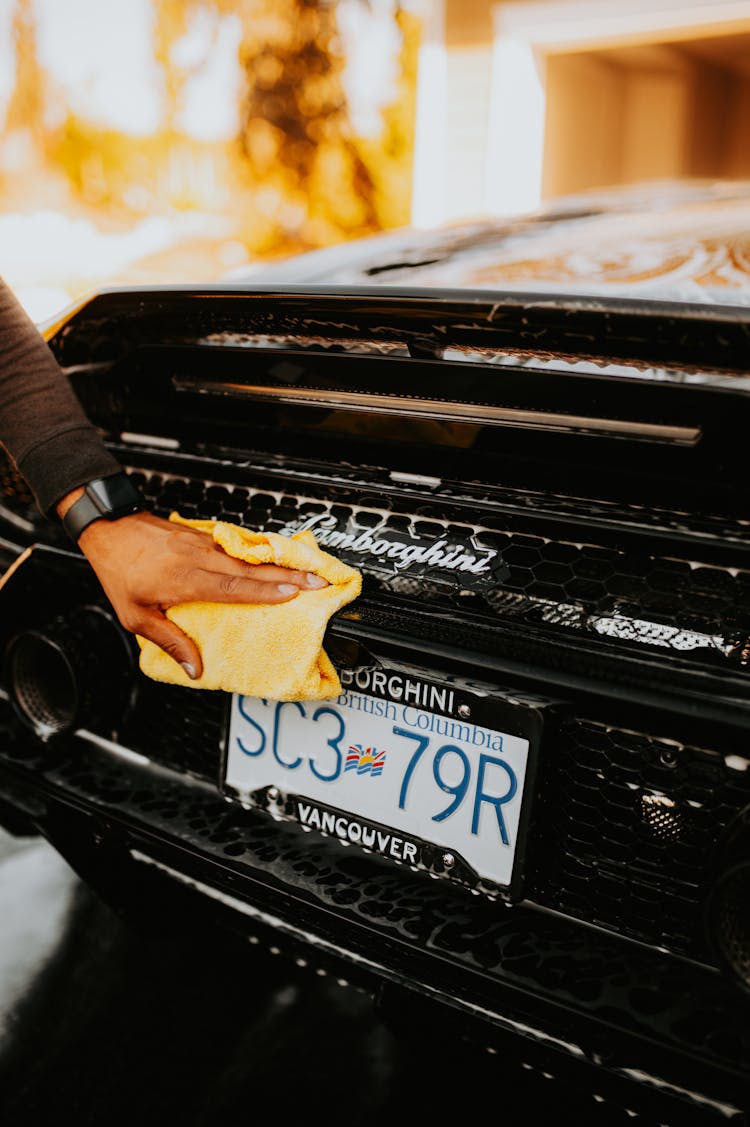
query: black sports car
[{"left": 2, "top": 180, "right": 750, "bottom": 1122}]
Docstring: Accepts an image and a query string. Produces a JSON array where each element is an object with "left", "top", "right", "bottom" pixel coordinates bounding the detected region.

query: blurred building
[{"left": 412, "top": 0, "right": 750, "bottom": 225}]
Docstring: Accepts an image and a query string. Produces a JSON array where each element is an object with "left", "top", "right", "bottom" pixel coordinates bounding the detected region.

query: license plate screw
[
  {"left": 458, "top": 703, "right": 471, "bottom": 718},
  {"left": 442, "top": 851, "right": 456, "bottom": 869}
]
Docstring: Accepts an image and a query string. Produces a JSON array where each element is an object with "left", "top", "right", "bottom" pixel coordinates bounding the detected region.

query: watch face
[{"left": 88, "top": 474, "right": 141, "bottom": 513}]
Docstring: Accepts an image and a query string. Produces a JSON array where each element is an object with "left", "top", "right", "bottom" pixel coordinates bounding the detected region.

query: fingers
[
  {"left": 131, "top": 563, "right": 322, "bottom": 681},
  {"left": 137, "top": 609, "right": 203, "bottom": 680},
  {"left": 174, "top": 529, "right": 328, "bottom": 591},
  {"left": 236, "top": 564, "right": 328, "bottom": 589},
  {"left": 183, "top": 544, "right": 328, "bottom": 592},
  {"left": 177, "top": 568, "right": 309, "bottom": 605},
  {"left": 133, "top": 562, "right": 314, "bottom": 680}
]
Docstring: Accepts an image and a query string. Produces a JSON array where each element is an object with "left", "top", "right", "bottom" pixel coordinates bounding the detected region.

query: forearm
[
  {"left": 0, "top": 278, "right": 120, "bottom": 516},
  {"left": 55, "top": 485, "right": 85, "bottom": 521},
  {"left": 5, "top": 287, "right": 327, "bottom": 680}
]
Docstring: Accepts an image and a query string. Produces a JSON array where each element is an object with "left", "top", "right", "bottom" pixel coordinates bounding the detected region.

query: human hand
[{"left": 67, "top": 508, "right": 327, "bottom": 679}]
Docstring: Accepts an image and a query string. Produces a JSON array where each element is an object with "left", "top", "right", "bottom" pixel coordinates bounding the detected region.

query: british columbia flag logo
[{"left": 345, "top": 745, "right": 387, "bottom": 776}]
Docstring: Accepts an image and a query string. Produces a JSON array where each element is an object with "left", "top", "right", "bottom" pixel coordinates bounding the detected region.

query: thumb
[{"left": 137, "top": 608, "right": 203, "bottom": 680}]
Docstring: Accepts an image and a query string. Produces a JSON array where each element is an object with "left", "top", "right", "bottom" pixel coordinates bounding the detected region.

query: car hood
[{"left": 233, "top": 180, "right": 750, "bottom": 308}]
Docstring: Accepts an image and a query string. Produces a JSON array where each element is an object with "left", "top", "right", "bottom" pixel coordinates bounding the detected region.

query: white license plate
[{"left": 224, "top": 683, "right": 532, "bottom": 891}]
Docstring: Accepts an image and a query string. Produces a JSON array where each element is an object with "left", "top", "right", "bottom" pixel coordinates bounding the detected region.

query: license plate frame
[{"left": 221, "top": 665, "right": 544, "bottom": 899}]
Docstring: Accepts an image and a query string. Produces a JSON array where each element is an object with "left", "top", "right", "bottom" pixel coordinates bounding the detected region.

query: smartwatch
[{"left": 61, "top": 472, "right": 144, "bottom": 543}]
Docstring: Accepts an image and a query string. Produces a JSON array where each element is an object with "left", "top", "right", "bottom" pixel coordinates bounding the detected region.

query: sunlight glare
[{"left": 486, "top": 37, "right": 545, "bottom": 216}]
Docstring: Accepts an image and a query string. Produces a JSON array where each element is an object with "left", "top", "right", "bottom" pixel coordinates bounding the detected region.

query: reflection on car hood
[{"left": 242, "top": 181, "right": 750, "bottom": 307}]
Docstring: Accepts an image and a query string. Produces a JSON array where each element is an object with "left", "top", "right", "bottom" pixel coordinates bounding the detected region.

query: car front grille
[
  {"left": 3, "top": 288, "right": 750, "bottom": 987},
  {"left": 537, "top": 717, "right": 750, "bottom": 955},
  {"left": 101, "top": 440, "right": 748, "bottom": 965},
  {"left": 125, "top": 464, "right": 750, "bottom": 685}
]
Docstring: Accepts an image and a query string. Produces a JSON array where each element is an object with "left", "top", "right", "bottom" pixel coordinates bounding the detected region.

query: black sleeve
[{"left": 0, "top": 277, "right": 122, "bottom": 517}]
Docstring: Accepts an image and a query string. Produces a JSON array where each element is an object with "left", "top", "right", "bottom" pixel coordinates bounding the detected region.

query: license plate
[{"left": 223, "top": 672, "right": 536, "bottom": 894}]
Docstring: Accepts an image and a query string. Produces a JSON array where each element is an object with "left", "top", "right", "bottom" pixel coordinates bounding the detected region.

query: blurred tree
[
  {"left": 5, "top": 0, "right": 45, "bottom": 135},
  {"left": 4, "top": 0, "right": 417, "bottom": 255},
  {"left": 153, "top": 0, "right": 417, "bottom": 254},
  {"left": 358, "top": 6, "right": 419, "bottom": 238},
  {"left": 1, "top": 0, "right": 76, "bottom": 212},
  {"left": 237, "top": 0, "right": 380, "bottom": 253},
  {"left": 153, "top": 0, "right": 228, "bottom": 134}
]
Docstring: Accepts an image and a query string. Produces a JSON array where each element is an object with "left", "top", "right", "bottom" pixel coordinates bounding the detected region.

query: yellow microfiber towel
[{"left": 137, "top": 513, "right": 362, "bottom": 701}]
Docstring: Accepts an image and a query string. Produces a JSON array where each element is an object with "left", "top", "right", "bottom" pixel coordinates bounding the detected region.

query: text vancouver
[{"left": 297, "top": 802, "right": 419, "bottom": 863}]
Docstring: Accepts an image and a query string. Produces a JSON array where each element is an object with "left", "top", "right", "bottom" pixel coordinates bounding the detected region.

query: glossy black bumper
[{"left": 0, "top": 708, "right": 748, "bottom": 1124}]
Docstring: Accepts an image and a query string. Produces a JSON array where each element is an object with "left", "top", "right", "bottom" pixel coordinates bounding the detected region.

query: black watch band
[{"left": 61, "top": 473, "right": 144, "bottom": 543}]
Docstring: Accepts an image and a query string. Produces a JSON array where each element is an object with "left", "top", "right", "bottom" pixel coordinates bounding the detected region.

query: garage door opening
[{"left": 543, "top": 31, "right": 750, "bottom": 201}]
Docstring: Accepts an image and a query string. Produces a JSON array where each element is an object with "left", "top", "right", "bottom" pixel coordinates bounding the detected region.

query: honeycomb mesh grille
[
  {"left": 713, "top": 867, "right": 750, "bottom": 988},
  {"left": 126, "top": 466, "right": 750, "bottom": 674},
  {"left": 119, "top": 679, "right": 228, "bottom": 784},
  {"left": 529, "top": 718, "right": 750, "bottom": 954},
  {"left": 113, "top": 667, "right": 750, "bottom": 958}
]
